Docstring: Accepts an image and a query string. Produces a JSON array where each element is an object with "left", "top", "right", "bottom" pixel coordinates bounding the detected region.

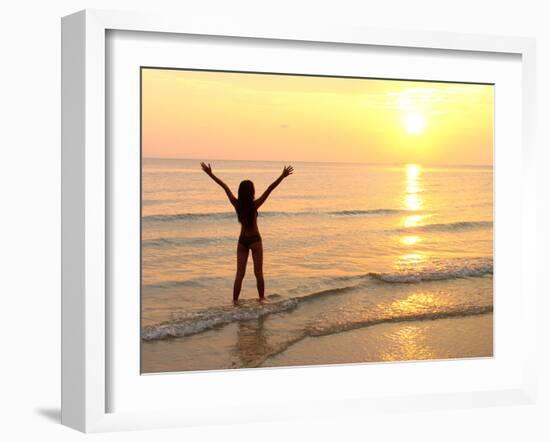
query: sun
[{"left": 404, "top": 113, "right": 426, "bottom": 135}]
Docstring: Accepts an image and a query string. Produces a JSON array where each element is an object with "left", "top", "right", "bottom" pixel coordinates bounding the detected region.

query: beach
[
  {"left": 142, "top": 313, "right": 492, "bottom": 373},
  {"left": 141, "top": 158, "right": 493, "bottom": 373}
]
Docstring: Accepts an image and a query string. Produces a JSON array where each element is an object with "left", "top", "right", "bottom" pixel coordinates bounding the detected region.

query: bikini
[
  {"left": 238, "top": 232, "right": 262, "bottom": 248},
  {"left": 238, "top": 210, "right": 262, "bottom": 248}
]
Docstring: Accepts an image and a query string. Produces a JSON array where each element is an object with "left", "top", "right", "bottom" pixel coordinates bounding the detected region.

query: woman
[{"left": 200, "top": 162, "right": 294, "bottom": 304}]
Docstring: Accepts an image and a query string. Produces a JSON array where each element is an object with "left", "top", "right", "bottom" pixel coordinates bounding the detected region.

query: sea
[{"left": 141, "top": 158, "right": 493, "bottom": 372}]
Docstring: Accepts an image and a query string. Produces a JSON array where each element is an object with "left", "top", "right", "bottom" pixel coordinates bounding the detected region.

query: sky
[{"left": 141, "top": 68, "right": 494, "bottom": 166}]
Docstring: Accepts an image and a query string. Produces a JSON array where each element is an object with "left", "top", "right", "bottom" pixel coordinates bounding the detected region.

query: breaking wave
[
  {"left": 398, "top": 220, "right": 492, "bottom": 233},
  {"left": 367, "top": 258, "right": 493, "bottom": 283},
  {"left": 142, "top": 257, "right": 492, "bottom": 341}
]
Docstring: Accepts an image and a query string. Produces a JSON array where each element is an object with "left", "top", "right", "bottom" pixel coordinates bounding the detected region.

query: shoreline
[
  {"left": 262, "top": 313, "right": 493, "bottom": 368},
  {"left": 141, "top": 312, "right": 493, "bottom": 374}
]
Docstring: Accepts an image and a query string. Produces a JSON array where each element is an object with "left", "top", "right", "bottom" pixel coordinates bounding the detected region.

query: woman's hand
[
  {"left": 200, "top": 162, "right": 213, "bottom": 176},
  {"left": 281, "top": 165, "right": 294, "bottom": 178}
]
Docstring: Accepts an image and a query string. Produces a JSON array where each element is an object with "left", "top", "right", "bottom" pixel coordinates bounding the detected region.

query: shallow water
[{"left": 141, "top": 159, "right": 493, "bottom": 372}]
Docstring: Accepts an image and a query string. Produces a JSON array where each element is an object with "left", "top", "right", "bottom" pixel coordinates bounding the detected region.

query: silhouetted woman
[{"left": 200, "top": 162, "right": 294, "bottom": 304}]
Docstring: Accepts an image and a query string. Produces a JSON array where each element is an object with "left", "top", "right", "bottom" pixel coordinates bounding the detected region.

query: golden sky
[{"left": 142, "top": 68, "right": 493, "bottom": 166}]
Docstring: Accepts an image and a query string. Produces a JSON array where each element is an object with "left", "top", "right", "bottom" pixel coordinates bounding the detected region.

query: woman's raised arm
[
  {"left": 200, "top": 162, "right": 237, "bottom": 207},
  {"left": 255, "top": 165, "right": 294, "bottom": 209}
]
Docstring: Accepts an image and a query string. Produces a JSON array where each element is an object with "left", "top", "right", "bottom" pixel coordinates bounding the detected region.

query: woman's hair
[{"left": 236, "top": 180, "right": 256, "bottom": 228}]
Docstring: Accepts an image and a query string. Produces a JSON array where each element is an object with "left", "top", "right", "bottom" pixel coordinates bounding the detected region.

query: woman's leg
[
  {"left": 250, "top": 241, "right": 264, "bottom": 300},
  {"left": 233, "top": 243, "right": 249, "bottom": 304}
]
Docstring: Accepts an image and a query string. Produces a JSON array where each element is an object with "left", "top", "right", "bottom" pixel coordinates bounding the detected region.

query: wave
[
  {"left": 399, "top": 220, "right": 492, "bottom": 233},
  {"left": 144, "top": 276, "right": 231, "bottom": 290},
  {"left": 143, "top": 212, "right": 236, "bottom": 222},
  {"left": 142, "top": 298, "right": 299, "bottom": 340},
  {"left": 143, "top": 236, "right": 232, "bottom": 248},
  {"left": 253, "top": 305, "right": 494, "bottom": 367},
  {"left": 144, "top": 256, "right": 492, "bottom": 294},
  {"left": 142, "top": 285, "right": 360, "bottom": 340},
  {"left": 367, "top": 258, "right": 493, "bottom": 283},
  {"left": 141, "top": 258, "right": 492, "bottom": 341},
  {"left": 328, "top": 209, "right": 406, "bottom": 216},
  {"left": 142, "top": 296, "right": 493, "bottom": 343},
  {"left": 306, "top": 305, "right": 493, "bottom": 337},
  {"left": 142, "top": 208, "right": 408, "bottom": 223}
]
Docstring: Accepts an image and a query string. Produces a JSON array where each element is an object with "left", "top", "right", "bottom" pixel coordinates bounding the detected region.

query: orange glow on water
[{"left": 400, "top": 235, "right": 421, "bottom": 245}]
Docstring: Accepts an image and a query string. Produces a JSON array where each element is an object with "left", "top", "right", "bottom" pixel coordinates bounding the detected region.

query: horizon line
[{"left": 142, "top": 156, "right": 493, "bottom": 168}]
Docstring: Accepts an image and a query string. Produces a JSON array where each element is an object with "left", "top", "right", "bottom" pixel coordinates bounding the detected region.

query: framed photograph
[
  {"left": 139, "top": 68, "right": 496, "bottom": 374},
  {"left": 61, "top": 9, "right": 538, "bottom": 433}
]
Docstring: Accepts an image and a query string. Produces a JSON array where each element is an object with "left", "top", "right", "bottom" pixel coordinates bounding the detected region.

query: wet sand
[
  {"left": 262, "top": 313, "right": 493, "bottom": 367},
  {"left": 141, "top": 313, "right": 493, "bottom": 374}
]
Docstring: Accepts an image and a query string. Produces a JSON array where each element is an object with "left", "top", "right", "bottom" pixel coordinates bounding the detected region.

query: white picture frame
[{"left": 61, "top": 9, "right": 538, "bottom": 433}]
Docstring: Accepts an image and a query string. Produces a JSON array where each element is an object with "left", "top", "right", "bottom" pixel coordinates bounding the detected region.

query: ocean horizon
[{"left": 142, "top": 157, "right": 493, "bottom": 168}]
